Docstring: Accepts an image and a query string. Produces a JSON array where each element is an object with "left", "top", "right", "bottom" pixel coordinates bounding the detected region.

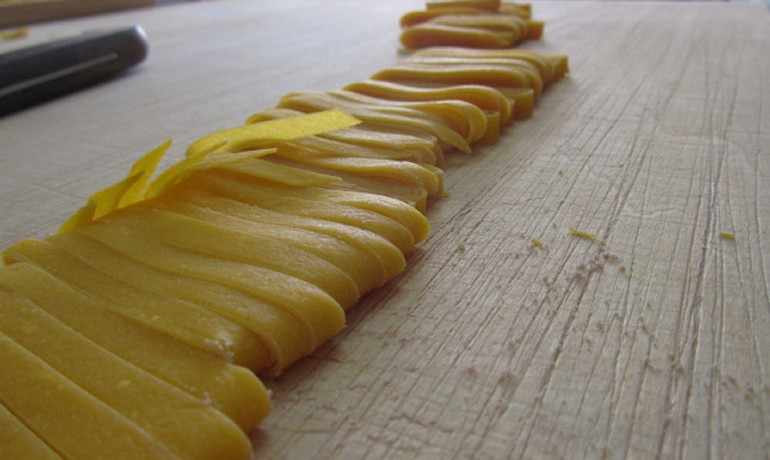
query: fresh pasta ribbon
[
  {"left": 400, "top": 1, "right": 542, "bottom": 50},
  {"left": 58, "top": 110, "right": 361, "bottom": 233}
]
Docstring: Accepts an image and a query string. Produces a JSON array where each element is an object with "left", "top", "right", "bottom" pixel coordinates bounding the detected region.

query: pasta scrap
[{"left": 569, "top": 227, "right": 598, "bottom": 241}]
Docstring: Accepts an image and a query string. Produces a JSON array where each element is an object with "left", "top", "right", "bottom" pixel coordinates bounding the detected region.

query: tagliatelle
[
  {"left": 58, "top": 110, "right": 361, "bottom": 233},
  {"left": 48, "top": 232, "right": 313, "bottom": 376},
  {"left": 330, "top": 90, "right": 489, "bottom": 143},
  {"left": 3, "top": 238, "right": 269, "bottom": 369},
  {"left": 401, "top": 1, "right": 541, "bottom": 49},
  {"left": 0, "top": 293, "right": 253, "bottom": 460},
  {"left": 112, "top": 208, "right": 361, "bottom": 309},
  {"left": 250, "top": 108, "right": 445, "bottom": 166},
  {"left": 344, "top": 79, "right": 513, "bottom": 126},
  {"left": 187, "top": 110, "right": 362, "bottom": 157},
  {"left": 0, "top": 2, "right": 569, "bottom": 456},
  {"left": 278, "top": 90, "right": 473, "bottom": 153},
  {"left": 272, "top": 151, "right": 443, "bottom": 198},
  {"left": 0, "top": 262, "right": 271, "bottom": 430},
  {"left": 0, "top": 330, "right": 178, "bottom": 459},
  {"left": 373, "top": 62, "right": 537, "bottom": 98},
  {"left": 162, "top": 191, "right": 394, "bottom": 296},
  {"left": 405, "top": 55, "right": 544, "bottom": 96},
  {"left": 401, "top": 23, "right": 516, "bottom": 49},
  {"left": 410, "top": 46, "right": 570, "bottom": 84}
]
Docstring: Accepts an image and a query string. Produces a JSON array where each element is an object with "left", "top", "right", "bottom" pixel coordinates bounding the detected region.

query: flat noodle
[{"left": 401, "top": 1, "right": 540, "bottom": 49}]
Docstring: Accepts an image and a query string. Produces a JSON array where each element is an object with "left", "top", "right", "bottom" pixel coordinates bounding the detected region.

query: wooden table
[{"left": 1, "top": 1, "right": 768, "bottom": 457}]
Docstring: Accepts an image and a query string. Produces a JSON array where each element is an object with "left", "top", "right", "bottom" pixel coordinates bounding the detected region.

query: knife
[{"left": 0, "top": 25, "right": 148, "bottom": 116}]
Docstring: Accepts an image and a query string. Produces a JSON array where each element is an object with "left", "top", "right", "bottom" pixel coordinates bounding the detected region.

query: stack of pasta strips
[{"left": 0, "top": 1, "right": 568, "bottom": 458}]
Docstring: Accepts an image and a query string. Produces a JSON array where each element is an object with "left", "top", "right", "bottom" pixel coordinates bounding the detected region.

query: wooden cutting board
[{"left": 0, "top": 1, "right": 768, "bottom": 457}]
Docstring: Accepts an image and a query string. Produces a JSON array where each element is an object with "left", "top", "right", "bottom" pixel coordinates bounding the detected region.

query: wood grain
[
  {"left": 0, "top": 1, "right": 768, "bottom": 458},
  {"left": 0, "top": 0, "right": 155, "bottom": 28}
]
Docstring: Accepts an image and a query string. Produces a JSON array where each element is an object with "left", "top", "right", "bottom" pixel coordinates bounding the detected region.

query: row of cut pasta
[{"left": 0, "top": 6, "right": 568, "bottom": 460}]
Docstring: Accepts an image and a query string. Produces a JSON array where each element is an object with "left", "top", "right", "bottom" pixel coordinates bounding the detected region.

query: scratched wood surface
[{"left": 1, "top": 1, "right": 768, "bottom": 458}]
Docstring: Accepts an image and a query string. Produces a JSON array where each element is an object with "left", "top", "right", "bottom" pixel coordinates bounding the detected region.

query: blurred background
[{"left": 0, "top": 0, "right": 198, "bottom": 29}]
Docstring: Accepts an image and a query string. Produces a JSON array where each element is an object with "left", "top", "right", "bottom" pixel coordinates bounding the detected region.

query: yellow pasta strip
[
  {"left": 118, "top": 139, "right": 172, "bottom": 207},
  {"left": 269, "top": 153, "right": 442, "bottom": 198},
  {"left": 272, "top": 158, "right": 432, "bottom": 212},
  {"left": 172, "top": 188, "right": 397, "bottom": 293},
  {"left": 426, "top": 0, "right": 502, "bottom": 12},
  {"left": 324, "top": 128, "right": 444, "bottom": 165},
  {"left": 431, "top": 14, "right": 526, "bottom": 38},
  {"left": 0, "top": 289, "right": 253, "bottom": 460},
  {"left": 525, "top": 20, "right": 543, "bottom": 39},
  {"left": 401, "top": 23, "right": 515, "bottom": 49},
  {"left": 57, "top": 140, "right": 172, "bottom": 234},
  {"left": 203, "top": 164, "right": 434, "bottom": 244},
  {"left": 0, "top": 399, "right": 60, "bottom": 460},
  {"left": 191, "top": 169, "right": 424, "bottom": 254},
  {"left": 373, "top": 62, "right": 533, "bottom": 97},
  {"left": 405, "top": 55, "right": 543, "bottom": 97},
  {"left": 187, "top": 109, "right": 361, "bottom": 157},
  {"left": 0, "top": 262, "right": 270, "bottom": 431},
  {"left": 344, "top": 79, "right": 512, "bottom": 126},
  {"left": 59, "top": 111, "right": 360, "bottom": 233},
  {"left": 411, "top": 47, "right": 569, "bottom": 85},
  {"left": 285, "top": 135, "right": 432, "bottom": 162},
  {"left": 249, "top": 108, "right": 444, "bottom": 166},
  {"left": 48, "top": 232, "right": 311, "bottom": 376},
  {"left": 116, "top": 207, "right": 361, "bottom": 309},
  {"left": 3, "top": 238, "right": 268, "bottom": 369},
  {"left": 404, "top": 1, "right": 531, "bottom": 19},
  {"left": 357, "top": 79, "right": 531, "bottom": 120},
  {"left": 163, "top": 191, "right": 389, "bottom": 294},
  {"left": 278, "top": 90, "right": 472, "bottom": 153},
  {"left": 220, "top": 154, "right": 343, "bottom": 187},
  {"left": 78, "top": 217, "right": 345, "bottom": 351},
  {"left": 145, "top": 147, "right": 277, "bottom": 199},
  {"left": 331, "top": 90, "right": 488, "bottom": 143},
  {"left": 500, "top": 2, "right": 531, "bottom": 18},
  {"left": 0, "top": 328, "right": 176, "bottom": 460}
]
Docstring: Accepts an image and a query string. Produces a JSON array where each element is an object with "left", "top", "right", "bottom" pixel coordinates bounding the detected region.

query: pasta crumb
[
  {"left": 719, "top": 232, "right": 736, "bottom": 241},
  {"left": 1, "top": 27, "right": 28, "bottom": 41},
  {"left": 569, "top": 227, "right": 597, "bottom": 240}
]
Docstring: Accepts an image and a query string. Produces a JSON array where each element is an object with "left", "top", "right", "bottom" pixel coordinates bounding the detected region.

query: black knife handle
[{"left": 0, "top": 25, "right": 148, "bottom": 116}]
